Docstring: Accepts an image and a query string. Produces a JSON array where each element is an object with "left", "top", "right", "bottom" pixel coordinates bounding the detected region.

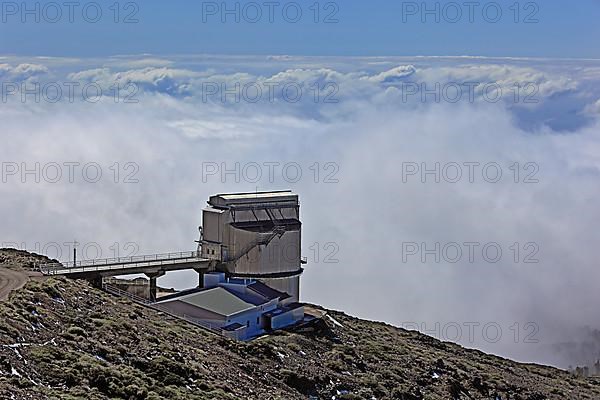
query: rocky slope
[{"left": 1, "top": 249, "right": 600, "bottom": 400}]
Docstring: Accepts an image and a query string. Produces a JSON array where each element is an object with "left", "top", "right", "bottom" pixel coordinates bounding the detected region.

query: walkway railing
[{"left": 36, "top": 251, "right": 205, "bottom": 275}]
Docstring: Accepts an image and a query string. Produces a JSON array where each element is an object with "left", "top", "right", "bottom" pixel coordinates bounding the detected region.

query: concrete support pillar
[
  {"left": 194, "top": 268, "right": 207, "bottom": 289},
  {"left": 145, "top": 271, "right": 165, "bottom": 302},
  {"left": 90, "top": 275, "right": 103, "bottom": 289}
]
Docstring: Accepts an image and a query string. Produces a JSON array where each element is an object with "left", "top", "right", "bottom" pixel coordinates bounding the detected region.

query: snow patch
[{"left": 327, "top": 315, "right": 344, "bottom": 328}]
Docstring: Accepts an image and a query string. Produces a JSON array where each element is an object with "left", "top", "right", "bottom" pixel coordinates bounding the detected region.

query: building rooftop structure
[
  {"left": 173, "top": 287, "right": 255, "bottom": 316},
  {"left": 208, "top": 191, "right": 299, "bottom": 208},
  {"left": 248, "top": 281, "right": 291, "bottom": 302}
]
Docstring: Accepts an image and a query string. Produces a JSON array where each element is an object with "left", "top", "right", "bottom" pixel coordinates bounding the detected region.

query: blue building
[{"left": 156, "top": 272, "right": 304, "bottom": 340}]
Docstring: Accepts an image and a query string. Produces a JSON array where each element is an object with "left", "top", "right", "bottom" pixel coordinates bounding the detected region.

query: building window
[
  {"left": 257, "top": 317, "right": 260, "bottom": 325},
  {"left": 246, "top": 321, "right": 249, "bottom": 327}
]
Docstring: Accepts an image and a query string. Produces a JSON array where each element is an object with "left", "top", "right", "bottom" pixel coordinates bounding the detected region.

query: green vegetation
[{"left": 1, "top": 249, "right": 600, "bottom": 399}]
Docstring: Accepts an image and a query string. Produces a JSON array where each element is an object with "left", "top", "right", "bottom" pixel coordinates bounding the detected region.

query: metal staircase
[{"left": 225, "top": 226, "right": 287, "bottom": 265}]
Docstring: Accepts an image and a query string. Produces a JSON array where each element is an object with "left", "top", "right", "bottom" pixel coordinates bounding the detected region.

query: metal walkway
[{"left": 36, "top": 251, "right": 210, "bottom": 277}]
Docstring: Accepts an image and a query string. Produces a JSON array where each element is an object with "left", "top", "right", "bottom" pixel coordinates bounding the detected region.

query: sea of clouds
[{"left": 1, "top": 54, "right": 600, "bottom": 369}]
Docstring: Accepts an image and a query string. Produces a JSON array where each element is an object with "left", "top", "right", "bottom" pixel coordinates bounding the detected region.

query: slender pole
[{"left": 73, "top": 240, "right": 79, "bottom": 267}]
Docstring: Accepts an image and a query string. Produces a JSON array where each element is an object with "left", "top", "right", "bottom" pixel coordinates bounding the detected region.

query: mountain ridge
[{"left": 1, "top": 248, "right": 599, "bottom": 400}]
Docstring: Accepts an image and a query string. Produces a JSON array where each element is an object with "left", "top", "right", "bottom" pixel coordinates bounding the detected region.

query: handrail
[
  {"left": 225, "top": 227, "right": 286, "bottom": 264},
  {"left": 103, "top": 277, "right": 148, "bottom": 286}
]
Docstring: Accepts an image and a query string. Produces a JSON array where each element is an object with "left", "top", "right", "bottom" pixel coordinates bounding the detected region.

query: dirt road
[
  {"left": 0, "top": 249, "right": 48, "bottom": 301},
  {"left": 0, "top": 268, "right": 34, "bottom": 301}
]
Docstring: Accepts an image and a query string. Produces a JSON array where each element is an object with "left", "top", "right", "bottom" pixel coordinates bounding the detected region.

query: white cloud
[
  {"left": 364, "top": 65, "right": 417, "bottom": 83},
  {"left": 1, "top": 55, "right": 600, "bottom": 369},
  {"left": 584, "top": 99, "right": 600, "bottom": 115},
  {"left": 0, "top": 63, "right": 48, "bottom": 80}
]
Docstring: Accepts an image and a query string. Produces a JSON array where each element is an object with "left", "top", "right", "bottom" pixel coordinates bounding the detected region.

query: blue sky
[{"left": 1, "top": 0, "right": 599, "bottom": 58}]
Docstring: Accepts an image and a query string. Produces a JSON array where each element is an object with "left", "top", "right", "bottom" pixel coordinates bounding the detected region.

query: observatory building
[
  {"left": 37, "top": 190, "right": 307, "bottom": 340},
  {"left": 200, "top": 191, "right": 304, "bottom": 302}
]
